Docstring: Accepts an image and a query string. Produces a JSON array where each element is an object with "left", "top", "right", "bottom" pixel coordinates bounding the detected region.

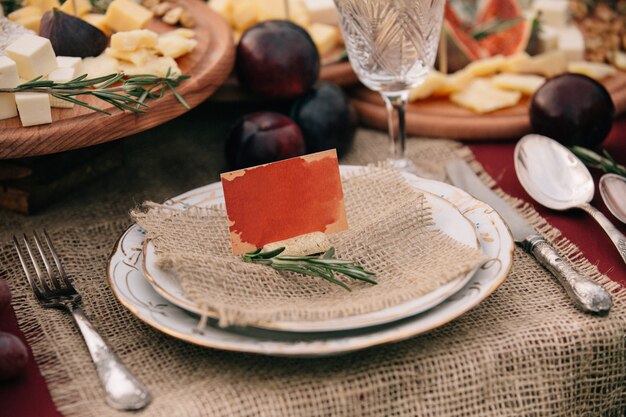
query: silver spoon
[
  {"left": 514, "top": 134, "right": 626, "bottom": 264},
  {"left": 600, "top": 174, "right": 626, "bottom": 224}
]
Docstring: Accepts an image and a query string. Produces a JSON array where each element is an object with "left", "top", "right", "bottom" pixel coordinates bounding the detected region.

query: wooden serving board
[
  {"left": 350, "top": 71, "right": 626, "bottom": 141},
  {"left": 0, "top": 0, "right": 235, "bottom": 159}
]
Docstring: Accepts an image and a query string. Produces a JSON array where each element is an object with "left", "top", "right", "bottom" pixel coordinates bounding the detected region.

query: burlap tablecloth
[{"left": 1, "top": 108, "right": 624, "bottom": 416}]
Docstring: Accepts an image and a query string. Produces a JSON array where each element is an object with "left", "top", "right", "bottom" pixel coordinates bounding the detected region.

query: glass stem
[{"left": 382, "top": 91, "right": 410, "bottom": 165}]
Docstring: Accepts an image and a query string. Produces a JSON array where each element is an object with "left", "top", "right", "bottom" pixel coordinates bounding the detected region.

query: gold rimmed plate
[{"left": 107, "top": 171, "right": 514, "bottom": 357}]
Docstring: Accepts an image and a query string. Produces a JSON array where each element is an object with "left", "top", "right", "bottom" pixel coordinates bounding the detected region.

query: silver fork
[{"left": 13, "top": 230, "right": 152, "bottom": 411}]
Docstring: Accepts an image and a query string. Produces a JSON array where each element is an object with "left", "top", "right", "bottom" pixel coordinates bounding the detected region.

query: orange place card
[{"left": 221, "top": 150, "right": 348, "bottom": 255}]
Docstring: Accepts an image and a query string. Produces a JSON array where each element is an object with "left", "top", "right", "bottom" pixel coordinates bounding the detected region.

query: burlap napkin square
[{"left": 132, "top": 167, "right": 486, "bottom": 327}]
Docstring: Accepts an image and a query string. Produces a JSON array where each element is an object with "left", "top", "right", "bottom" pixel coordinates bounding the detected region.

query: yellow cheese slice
[
  {"left": 83, "top": 13, "right": 111, "bottom": 36},
  {"left": 24, "top": 0, "right": 59, "bottom": 12},
  {"left": 450, "top": 78, "right": 521, "bottom": 113},
  {"left": 567, "top": 61, "right": 617, "bottom": 81},
  {"left": 409, "top": 70, "right": 447, "bottom": 101},
  {"left": 307, "top": 23, "right": 339, "bottom": 55},
  {"left": 491, "top": 73, "right": 546, "bottom": 95},
  {"left": 232, "top": 0, "right": 258, "bottom": 31},
  {"left": 118, "top": 56, "right": 181, "bottom": 77},
  {"left": 502, "top": 50, "right": 568, "bottom": 78},
  {"left": 59, "top": 0, "right": 91, "bottom": 16},
  {"left": 110, "top": 29, "right": 159, "bottom": 52},
  {"left": 106, "top": 47, "right": 156, "bottom": 66},
  {"left": 464, "top": 55, "right": 506, "bottom": 77},
  {"left": 156, "top": 36, "right": 197, "bottom": 58}
]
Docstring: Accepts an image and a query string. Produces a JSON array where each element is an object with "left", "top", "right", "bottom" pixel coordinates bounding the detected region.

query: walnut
[
  {"left": 179, "top": 10, "right": 196, "bottom": 28},
  {"left": 569, "top": 0, "right": 589, "bottom": 20},
  {"left": 595, "top": 2, "right": 617, "bottom": 21},
  {"left": 142, "top": 0, "right": 160, "bottom": 9}
]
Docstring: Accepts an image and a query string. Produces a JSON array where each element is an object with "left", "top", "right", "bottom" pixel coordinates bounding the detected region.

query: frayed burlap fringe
[
  {"left": 132, "top": 167, "right": 486, "bottom": 327},
  {"left": 2, "top": 130, "right": 625, "bottom": 417}
]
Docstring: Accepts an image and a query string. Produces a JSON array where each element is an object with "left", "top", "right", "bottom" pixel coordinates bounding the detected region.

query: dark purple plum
[
  {"left": 236, "top": 20, "right": 320, "bottom": 99},
  {"left": 530, "top": 73, "right": 615, "bottom": 149},
  {"left": 291, "top": 82, "right": 358, "bottom": 157},
  {"left": 0, "top": 332, "right": 28, "bottom": 382},
  {"left": 226, "top": 112, "right": 306, "bottom": 169}
]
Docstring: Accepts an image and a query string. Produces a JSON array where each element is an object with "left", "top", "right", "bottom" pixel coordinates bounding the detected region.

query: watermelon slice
[{"left": 442, "top": 0, "right": 531, "bottom": 72}]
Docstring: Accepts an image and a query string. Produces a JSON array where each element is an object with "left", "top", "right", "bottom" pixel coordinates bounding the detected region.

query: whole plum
[
  {"left": 0, "top": 332, "right": 28, "bottom": 382},
  {"left": 291, "top": 82, "right": 358, "bottom": 157},
  {"left": 236, "top": 20, "right": 320, "bottom": 99},
  {"left": 530, "top": 73, "right": 615, "bottom": 149},
  {"left": 226, "top": 112, "right": 306, "bottom": 169}
]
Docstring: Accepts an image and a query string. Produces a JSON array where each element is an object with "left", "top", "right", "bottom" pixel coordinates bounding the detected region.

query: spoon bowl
[
  {"left": 599, "top": 174, "right": 626, "bottom": 224},
  {"left": 514, "top": 134, "right": 626, "bottom": 264}
]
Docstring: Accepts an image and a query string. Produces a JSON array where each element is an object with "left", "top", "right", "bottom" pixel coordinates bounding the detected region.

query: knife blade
[{"left": 446, "top": 159, "right": 611, "bottom": 314}]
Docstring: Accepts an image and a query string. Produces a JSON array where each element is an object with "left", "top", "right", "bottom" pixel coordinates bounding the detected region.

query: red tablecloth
[{"left": 1, "top": 119, "right": 625, "bottom": 417}]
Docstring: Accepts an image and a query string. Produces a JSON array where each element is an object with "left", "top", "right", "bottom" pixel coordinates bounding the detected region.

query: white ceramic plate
[
  {"left": 107, "top": 171, "right": 514, "bottom": 357},
  {"left": 142, "top": 166, "right": 480, "bottom": 332}
]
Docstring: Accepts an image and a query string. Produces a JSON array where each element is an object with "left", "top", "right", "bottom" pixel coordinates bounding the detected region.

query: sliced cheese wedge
[
  {"left": 450, "top": 78, "right": 521, "bottom": 114},
  {"left": 491, "top": 73, "right": 545, "bottom": 95},
  {"left": 567, "top": 61, "right": 617, "bottom": 81},
  {"left": 409, "top": 70, "right": 447, "bottom": 101}
]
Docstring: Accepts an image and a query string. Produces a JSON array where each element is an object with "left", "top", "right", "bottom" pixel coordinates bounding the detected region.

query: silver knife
[{"left": 446, "top": 159, "right": 612, "bottom": 314}]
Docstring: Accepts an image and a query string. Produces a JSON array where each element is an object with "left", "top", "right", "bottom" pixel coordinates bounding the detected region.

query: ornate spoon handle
[{"left": 579, "top": 203, "right": 626, "bottom": 265}]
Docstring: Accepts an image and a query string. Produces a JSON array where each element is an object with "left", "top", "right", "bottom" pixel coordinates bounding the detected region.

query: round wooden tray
[
  {"left": 0, "top": 0, "right": 235, "bottom": 159},
  {"left": 350, "top": 71, "right": 626, "bottom": 141}
]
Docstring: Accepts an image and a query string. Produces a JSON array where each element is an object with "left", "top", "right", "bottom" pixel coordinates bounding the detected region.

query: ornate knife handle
[
  {"left": 524, "top": 235, "right": 612, "bottom": 314},
  {"left": 578, "top": 203, "right": 626, "bottom": 265},
  {"left": 70, "top": 306, "right": 152, "bottom": 410}
]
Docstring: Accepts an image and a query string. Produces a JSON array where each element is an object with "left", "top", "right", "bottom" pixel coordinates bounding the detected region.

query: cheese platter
[{"left": 0, "top": 0, "right": 235, "bottom": 159}]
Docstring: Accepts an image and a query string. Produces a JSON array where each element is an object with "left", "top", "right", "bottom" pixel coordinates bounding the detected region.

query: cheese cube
[
  {"left": 256, "top": 0, "right": 288, "bottom": 20},
  {"left": 303, "top": 0, "right": 338, "bottom": 25},
  {"left": 8, "top": 5, "right": 43, "bottom": 20},
  {"left": 82, "top": 54, "right": 119, "bottom": 79},
  {"left": 210, "top": 0, "right": 233, "bottom": 25},
  {"left": 289, "top": 0, "right": 311, "bottom": 27},
  {"left": 232, "top": 0, "right": 258, "bottom": 31},
  {"left": 25, "top": 0, "right": 60, "bottom": 12},
  {"left": 156, "top": 36, "right": 197, "bottom": 58},
  {"left": 568, "top": 61, "right": 617, "bottom": 80},
  {"left": 15, "top": 92, "right": 52, "bottom": 127},
  {"left": 0, "top": 57, "right": 20, "bottom": 120},
  {"left": 450, "top": 78, "right": 521, "bottom": 113},
  {"left": 118, "top": 56, "right": 181, "bottom": 77},
  {"left": 47, "top": 67, "right": 77, "bottom": 108},
  {"left": 532, "top": 0, "right": 569, "bottom": 28},
  {"left": 8, "top": 6, "right": 44, "bottom": 31},
  {"left": 491, "top": 73, "right": 545, "bottom": 95},
  {"left": 106, "top": 47, "right": 156, "bottom": 66},
  {"left": 56, "top": 56, "right": 82, "bottom": 70},
  {"left": 307, "top": 23, "right": 339, "bottom": 55},
  {"left": 60, "top": 0, "right": 91, "bottom": 16},
  {"left": 110, "top": 29, "right": 158, "bottom": 52},
  {"left": 83, "top": 13, "right": 112, "bottom": 36},
  {"left": 557, "top": 25, "right": 585, "bottom": 62},
  {"left": 5, "top": 35, "right": 57, "bottom": 81},
  {"left": 105, "top": 0, "right": 153, "bottom": 32}
]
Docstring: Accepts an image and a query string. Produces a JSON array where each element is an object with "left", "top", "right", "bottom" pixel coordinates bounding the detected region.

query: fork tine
[
  {"left": 33, "top": 231, "right": 63, "bottom": 292},
  {"left": 22, "top": 233, "right": 53, "bottom": 296},
  {"left": 12, "top": 235, "right": 45, "bottom": 301},
  {"left": 43, "top": 229, "right": 74, "bottom": 290}
]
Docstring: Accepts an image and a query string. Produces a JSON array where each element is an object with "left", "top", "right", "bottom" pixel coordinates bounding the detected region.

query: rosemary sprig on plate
[
  {"left": 0, "top": 70, "right": 190, "bottom": 115},
  {"left": 242, "top": 247, "right": 377, "bottom": 291},
  {"left": 570, "top": 146, "right": 626, "bottom": 178}
]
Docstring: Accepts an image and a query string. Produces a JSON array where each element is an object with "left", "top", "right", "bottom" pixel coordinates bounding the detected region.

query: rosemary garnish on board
[
  {"left": 242, "top": 247, "right": 377, "bottom": 291},
  {"left": 0, "top": 70, "right": 190, "bottom": 115}
]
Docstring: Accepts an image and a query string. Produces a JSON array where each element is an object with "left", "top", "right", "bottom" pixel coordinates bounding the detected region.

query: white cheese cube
[
  {"left": 0, "top": 56, "right": 20, "bottom": 120},
  {"left": 302, "top": 0, "right": 338, "bottom": 25},
  {"left": 15, "top": 92, "right": 52, "bottom": 127},
  {"left": 56, "top": 56, "right": 82, "bottom": 70},
  {"left": 47, "top": 67, "right": 78, "bottom": 108},
  {"left": 538, "top": 24, "right": 559, "bottom": 53},
  {"left": 5, "top": 34, "right": 57, "bottom": 80},
  {"left": 557, "top": 25, "right": 585, "bottom": 62},
  {"left": 532, "top": 0, "right": 569, "bottom": 28}
]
